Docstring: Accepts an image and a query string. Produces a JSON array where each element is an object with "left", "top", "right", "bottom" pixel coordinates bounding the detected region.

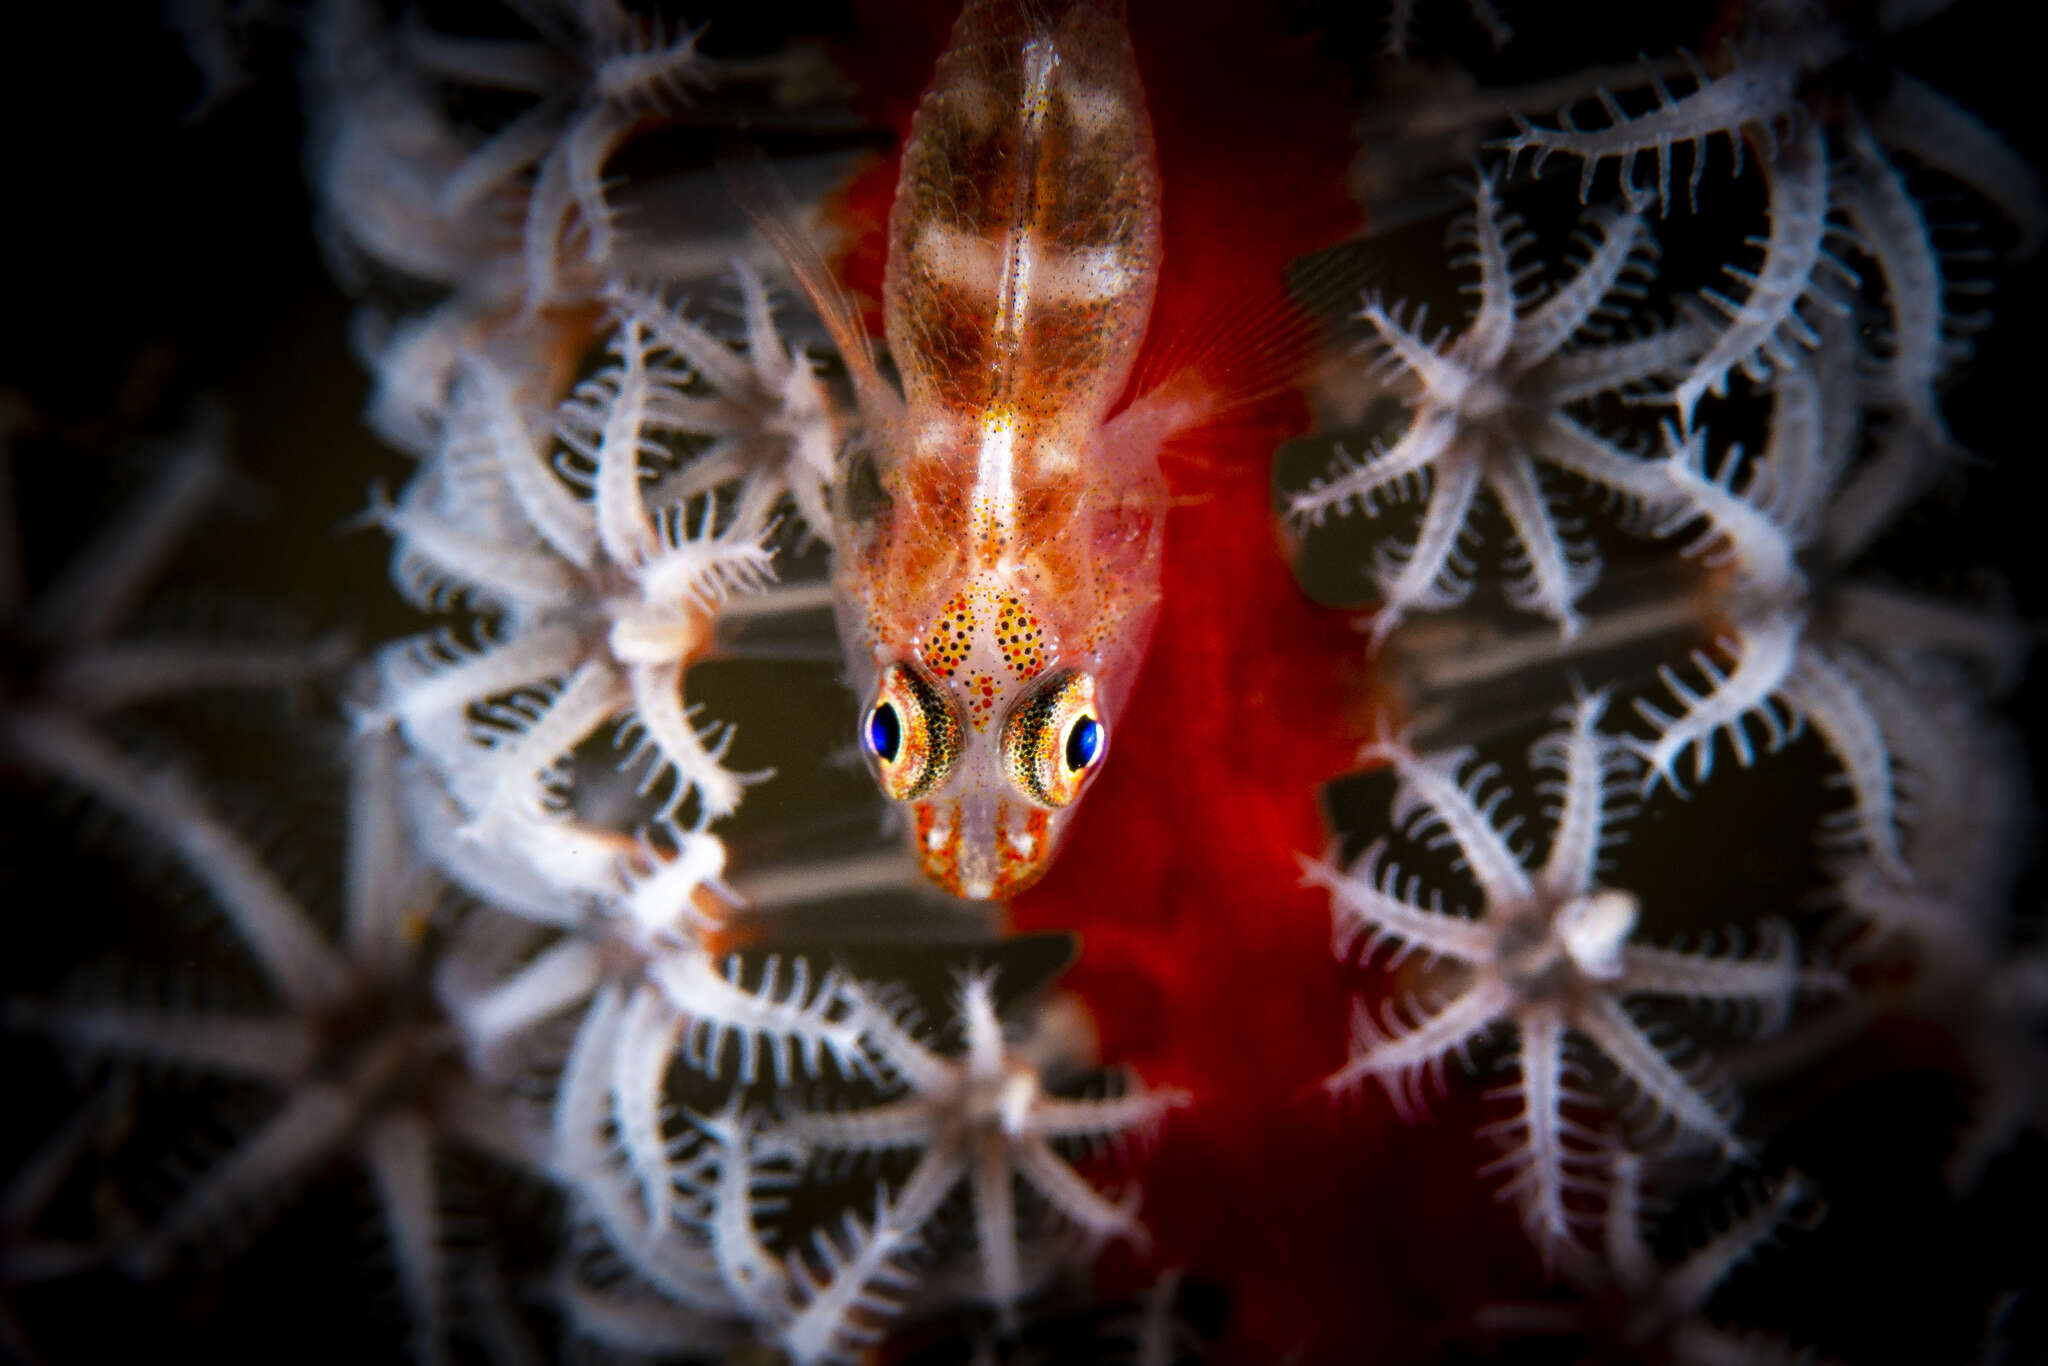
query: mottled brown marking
[{"left": 885, "top": 0, "right": 1159, "bottom": 454}]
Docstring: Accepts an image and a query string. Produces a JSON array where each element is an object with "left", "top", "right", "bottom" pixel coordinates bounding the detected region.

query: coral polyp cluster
[
  {"left": 2, "top": 0, "right": 2042, "bottom": 1363},
  {"left": 1308, "top": 692, "right": 1836, "bottom": 1263}
]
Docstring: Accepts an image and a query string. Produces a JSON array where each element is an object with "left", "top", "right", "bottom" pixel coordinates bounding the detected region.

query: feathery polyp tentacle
[
  {"left": 344, "top": 726, "right": 418, "bottom": 980},
  {"left": 1022, "top": 1083, "right": 1187, "bottom": 1143},
  {"left": 462, "top": 658, "right": 630, "bottom": 840},
  {"left": 1491, "top": 53, "right": 1802, "bottom": 209},
  {"left": 1511, "top": 204, "right": 1651, "bottom": 366},
  {"left": 1325, "top": 978, "right": 1516, "bottom": 1114},
  {"left": 376, "top": 625, "right": 585, "bottom": 745},
  {"left": 1288, "top": 411, "right": 1456, "bottom": 528},
  {"left": 620, "top": 658, "right": 748, "bottom": 824},
  {"left": 838, "top": 983, "right": 957, "bottom": 1097},
  {"left": 1534, "top": 690, "right": 1631, "bottom": 900},
  {"left": 783, "top": 1095, "right": 942, "bottom": 1157},
  {"left": 636, "top": 501, "right": 780, "bottom": 615},
  {"left": 454, "top": 936, "right": 606, "bottom": 1060},
  {"left": 550, "top": 985, "right": 624, "bottom": 1183},
  {"left": 363, "top": 1113, "right": 448, "bottom": 1366},
  {"left": 612, "top": 985, "right": 684, "bottom": 1228},
  {"left": 375, "top": 483, "right": 582, "bottom": 614},
  {"left": 1460, "top": 174, "right": 1521, "bottom": 368},
  {"left": 957, "top": 969, "right": 1007, "bottom": 1085},
  {"left": 29, "top": 422, "right": 227, "bottom": 643},
  {"left": 127, "top": 1083, "right": 361, "bottom": 1276},
  {"left": 1363, "top": 301, "right": 1485, "bottom": 411},
  {"left": 1621, "top": 926, "right": 1802, "bottom": 1036},
  {"left": 16, "top": 1002, "right": 316, "bottom": 1082},
  {"left": 1378, "top": 739, "right": 1534, "bottom": 907},
  {"left": 1655, "top": 424, "right": 1804, "bottom": 596},
  {"left": 2, "top": 715, "right": 351, "bottom": 1009},
  {"left": 1870, "top": 71, "right": 2047, "bottom": 258},
  {"left": 1014, "top": 1133, "right": 1145, "bottom": 1247},
  {"left": 1632, "top": 614, "right": 1805, "bottom": 791},
  {"left": 620, "top": 831, "right": 729, "bottom": 939},
  {"left": 50, "top": 635, "right": 350, "bottom": 717},
  {"left": 460, "top": 352, "right": 598, "bottom": 567},
  {"left": 1527, "top": 414, "right": 1678, "bottom": 518},
  {"left": 1302, "top": 846, "right": 1495, "bottom": 966},
  {"left": 778, "top": 1196, "right": 918, "bottom": 1366},
  {"left": 1535, "top": 316, "right": 1708, "bottom": 403},
  {"left": 592, "top": 19, "right": 709, "bottom": 110},
  {"left": 689, "top": 1102, "right": 791, "bottom": 1322},
  {"left": 1577, "top": 994, "right": 1740, "bottom": 1151},
  {"left": 1487, "top": 454, "right": 1593, "bottom": 636},
  {"left": 1837, "top": 122, "right": 1957, "bottom": 430},
  {"left": 1781, "top": 643, "right": 1907, "bottom": 877},
  {"left": 584, "top": 318, "right": 673, "bottom": 568},
  {"left": 1674, "top": 119, "right": 1843, "bottom": 429},
  {"left": 970, "top": 1130, "right": 1024, "bottom": 1319},
  {"left": 655, "top": 953, "right": 863, "bottom": 1084},
  {"left": 1490, "top": 1005, "right": 1578, "bottom": 1258},
  {"left": 1371, "top": 453, "right": 1482, "bottom": 637}
]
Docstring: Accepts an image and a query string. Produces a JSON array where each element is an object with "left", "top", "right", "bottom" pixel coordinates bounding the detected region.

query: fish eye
[
  {"left": 866, "top": 701, "right": 902, "bottom": 762},
  {"left": 1001, "top": 669, "right": 1105, "bottom": 808},
  {"left": 1065, "top": 713, "right": 1103, "bottom": 771},
  {"left": 863, "top": 663, "right": 964, "bottom": 800}
]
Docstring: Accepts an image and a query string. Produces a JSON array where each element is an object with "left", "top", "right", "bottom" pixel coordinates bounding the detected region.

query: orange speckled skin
[
  {"left": 839, "top": 0, "right": 1176, "bottom": 900},
  {"left": 884, "top": 0, "right": 1159, "bottom": 441}
]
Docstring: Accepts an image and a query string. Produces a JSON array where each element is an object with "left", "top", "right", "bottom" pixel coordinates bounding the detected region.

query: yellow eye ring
[
  {"left": 1000, "top": 669, "right": 1105, "bottom": 808},
  {"left": 863, "top": 663, "right": 964, "bottom": 801}
]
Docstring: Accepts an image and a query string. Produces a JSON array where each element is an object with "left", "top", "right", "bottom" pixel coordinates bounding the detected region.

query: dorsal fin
[
  {"left": 1115, "top": 1, "right": 1367, "bottom": 451},
  {"left": 1122, "top": 241, "right": 1383, "bottom": 438},
  {"left": 722, "top": 153, "right": 904, "bottom": 425}
]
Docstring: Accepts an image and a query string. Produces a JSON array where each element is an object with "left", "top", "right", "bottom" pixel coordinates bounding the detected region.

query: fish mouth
[{"left": 911, "top": 797, "right": 1055, "bottom": 901}]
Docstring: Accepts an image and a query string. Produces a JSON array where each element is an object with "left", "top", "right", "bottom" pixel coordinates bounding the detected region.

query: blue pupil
[
  {"left": 867, "top": 703, "right": 902, "bottom": 763},
  {"left": 1065, "top": 715, "right": 1102, "bottom": 771}
]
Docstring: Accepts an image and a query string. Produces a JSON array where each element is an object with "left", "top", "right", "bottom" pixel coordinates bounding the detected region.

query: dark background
[{"left": 1, "top": 1, "right": 2043, "bottom": 1362}]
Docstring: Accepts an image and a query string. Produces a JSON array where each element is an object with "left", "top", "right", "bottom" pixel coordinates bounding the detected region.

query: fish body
[{"left": 831, "top": 0, "right": 1183, "bottom": 900}]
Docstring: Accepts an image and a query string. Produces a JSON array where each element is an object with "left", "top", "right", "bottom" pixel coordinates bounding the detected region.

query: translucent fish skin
[
  {"left": 838, "top": 0, "right": 1171, "bottom": 900},
  {"left": 885, "top": 0, "right": 1159, "bottom": 444}
]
